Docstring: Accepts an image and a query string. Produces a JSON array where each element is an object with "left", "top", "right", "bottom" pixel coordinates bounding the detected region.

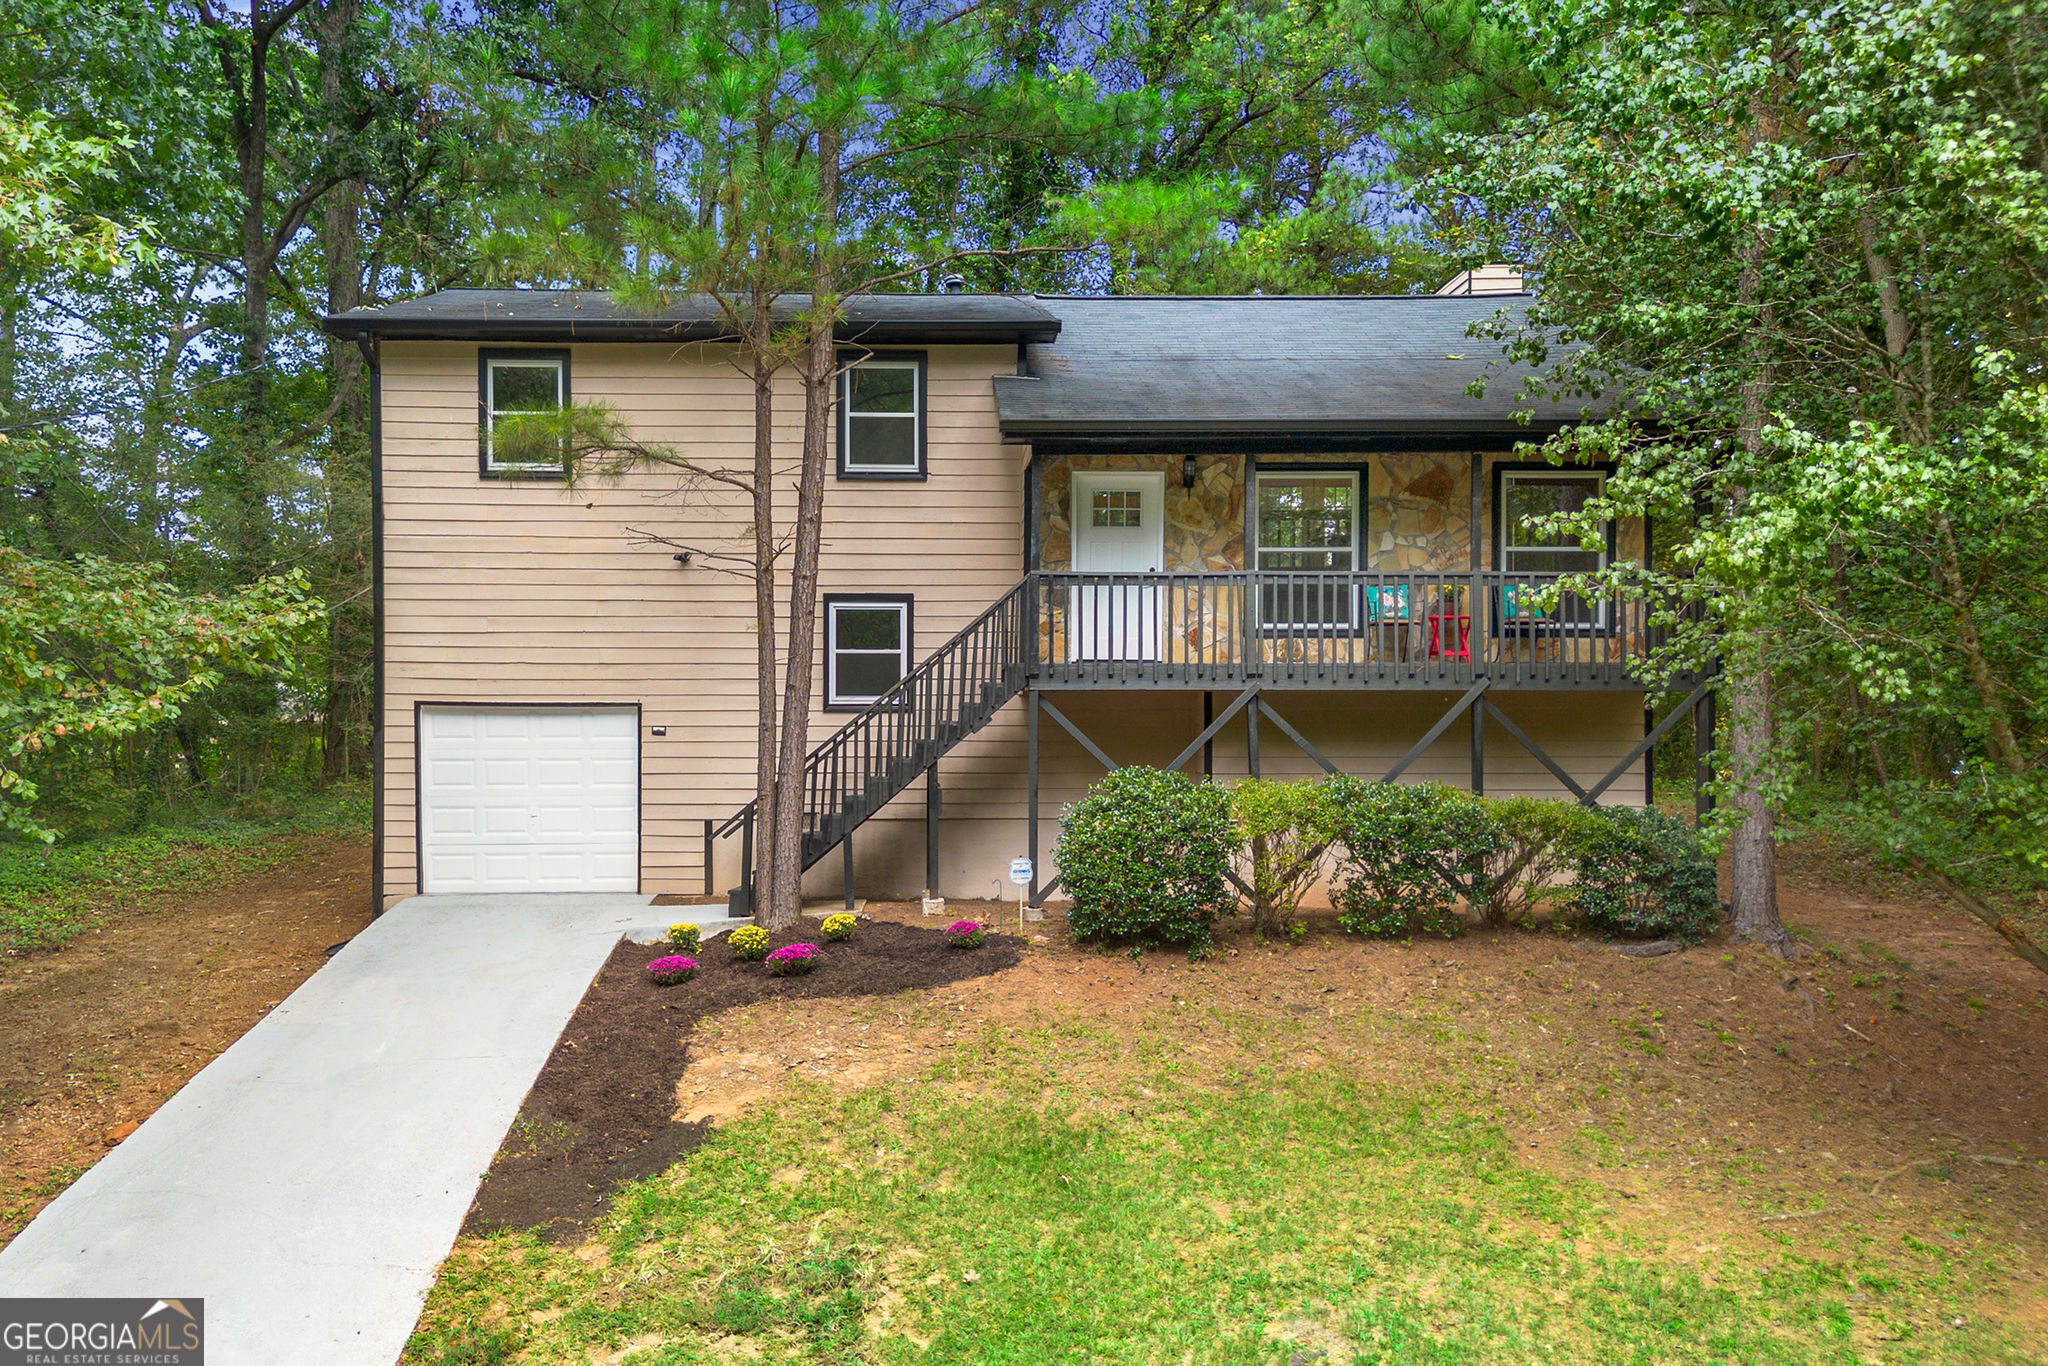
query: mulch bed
[{"left": 463, "top": 920, "right": 1022, "bottom": 1242}]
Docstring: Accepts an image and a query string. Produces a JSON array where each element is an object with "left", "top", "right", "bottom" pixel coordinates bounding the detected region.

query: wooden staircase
[{"left": 716, "top": 580, "right": 1032, "bottom": 898}]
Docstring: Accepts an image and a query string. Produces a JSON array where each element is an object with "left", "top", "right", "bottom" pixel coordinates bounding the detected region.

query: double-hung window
[
  {"left": 1254, "top": 470, "right": 1359, "bottom": 630},
  {"left": 825, "top": 596, "right": 914, "bottom": 709},
  {"left": 838, "top": 354, "right": 925, "bottom": 478},
  {"left": 1496, "top": 469, "right": 1610, "bottom": 629},
  {"left": 479, "top": 349, "right": 569, "bottom": 477}
]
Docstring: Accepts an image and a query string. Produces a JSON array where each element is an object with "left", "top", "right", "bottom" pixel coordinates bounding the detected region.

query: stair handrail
[{"left": 711, "top": 577, "right": 1033, "bottom": 844}]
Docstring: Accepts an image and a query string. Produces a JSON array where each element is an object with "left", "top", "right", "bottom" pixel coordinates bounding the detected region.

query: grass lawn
[
  {"left": 408, "top": 895, "right": 2045, "bottom": 1364},
  {"left": 0, "top": 784, "right": 368, "bottom": 957}
]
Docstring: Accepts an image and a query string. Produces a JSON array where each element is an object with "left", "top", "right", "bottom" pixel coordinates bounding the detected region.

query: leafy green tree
[
  {"left": 1440, "top": 0, "right": 2048, "bottom": 964},
  {"left": 0, "top": 548, "right": 321, "bottom": 839}
]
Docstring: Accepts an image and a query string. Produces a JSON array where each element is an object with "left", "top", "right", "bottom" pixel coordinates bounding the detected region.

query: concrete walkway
[{"left": 0, "top": 893, "right": 743, "bottom": 1366}]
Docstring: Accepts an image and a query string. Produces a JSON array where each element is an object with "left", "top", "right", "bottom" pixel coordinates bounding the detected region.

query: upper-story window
[
  {"left": 1496, "top": 467, "right": 1611, "bottom": 628},
  {"left": 479, "top": 349, "right": 569, "bottom": 477},
  {"left": 838, "top": 354, "right": 926, "bottom": 479},
  {"left": 1254, "top": 469, "right": 1360, "bottom": 629}
]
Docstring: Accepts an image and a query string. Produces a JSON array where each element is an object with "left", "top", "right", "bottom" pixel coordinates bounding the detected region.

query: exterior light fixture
[{"left": 1180, "top": 455, "right": 1198, "bottom": 490}]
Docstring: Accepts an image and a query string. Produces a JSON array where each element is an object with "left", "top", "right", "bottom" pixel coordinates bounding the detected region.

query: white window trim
[
  {"left": 839, "top": 358, "right": 924, "bottom": 476},
  {"left": 1253, "top": 469, "right": 1361, "bottom": 631},
  {"left": 1498, "top": 469, "right": 1611, "bottom": 630},
  {"left": 1499, "top": 469, "right": 1610, "bottom": 570},
  {"left": 824, "top": 597, "right": 913, "bottom": 709},
  {"left": 1253, "top": 470, "right": 1361, "bottom": 571},
  {"left": 483, "top": 354, "right": 567, "bottom": 474}
]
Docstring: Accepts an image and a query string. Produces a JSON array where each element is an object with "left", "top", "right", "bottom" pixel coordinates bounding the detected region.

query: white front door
[
  {"left": 1070, "top": 470, "right": 1166, "bottom": 661},
  {"left": 418, "top": 706, "right": 640, "bottom": 894}
]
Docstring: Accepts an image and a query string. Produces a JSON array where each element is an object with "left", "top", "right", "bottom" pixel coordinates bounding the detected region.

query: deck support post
[
  {"left": 925, "top": 764, "right": 941, "bottom": 895},
  {"left": 1643, "top": 704, "right": 1656, "bottom": 806},
  {"left": 843, "top": 826, "right": 855, "bottom": 912},
  {"left": 1694, "top": 683, "right": 1718, "bottom": 823},
  {"left": 1470, "top": 700, "right": 1485, "bottom": 795},
  {"left": 703, "top": 818, "right": 714, "bottom": 898},
  {"left": 736, "top": 809, "right": 754, "bottom": 917},
  {"left": 1026, "top": 687, "right": 1041, "bottom": 903},
  {"left": 1246, "top": 687, "right": 1260, "bottom": 778},
  {"left": 1202, "top": 691, "right": 1213, "bottom": 778}
]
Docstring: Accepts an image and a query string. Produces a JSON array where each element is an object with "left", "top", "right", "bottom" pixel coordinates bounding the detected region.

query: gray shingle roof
[
  {"left": 992, "top": 294, "right": 1589, "bottom": 437},
  {"left": 324, "top": 289, "right": 1062, "bottom": 344}
]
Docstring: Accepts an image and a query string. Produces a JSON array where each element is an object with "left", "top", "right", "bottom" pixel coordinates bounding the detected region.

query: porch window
[
  {"left": 1497, "top": 469, "right": 1609, "bottom": 629},
  {"left": 838, "top": 355, "right": 925, "bottom": 479},
  {"left": 1254, "top": 471, "right": 1359, "bottom": 629},
  {"left": 479, "top": 349, "right": 569, "bottom": 477},
  {"left": 825, "top": 595, "right": 913, "bottom": 709}
]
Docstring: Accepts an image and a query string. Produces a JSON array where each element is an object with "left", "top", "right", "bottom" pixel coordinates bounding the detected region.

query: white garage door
[{"left": 418, "top": 706, "right": 639, "bottom": 894}]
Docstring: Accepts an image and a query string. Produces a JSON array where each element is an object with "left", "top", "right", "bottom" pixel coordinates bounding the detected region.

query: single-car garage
[{"left": 417, "top": 705, "right": 639, "bottom": 894}]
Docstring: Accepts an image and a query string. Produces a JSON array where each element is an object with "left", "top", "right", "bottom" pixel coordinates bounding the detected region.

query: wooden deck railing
[{"left": 1030, "top": 570, "right": 1681, "bottom": 690}]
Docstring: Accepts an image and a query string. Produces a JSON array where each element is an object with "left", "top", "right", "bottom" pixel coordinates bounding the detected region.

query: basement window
[
  {"left": 479, "top": 349, "right": 570, "bottom": 477},
  {"left": 837, "top": 354, "right": 925, "bottom": 479},
  {"left": 825, "top": 595, "right": 914, "bottom": 710}
]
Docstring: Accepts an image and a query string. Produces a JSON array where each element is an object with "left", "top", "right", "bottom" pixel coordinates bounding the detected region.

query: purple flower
[
  {"left": 944, "top": 920, "right": 987, "bottom": 949},
  {"left": 766, "top": 942, "right": 821, "bottom": 976},
  {"left": 945, "top": 920, "right": 982, "bottom": 935},
  {"left": 647, "top": 954, "right": 697, "bottom": 985}
]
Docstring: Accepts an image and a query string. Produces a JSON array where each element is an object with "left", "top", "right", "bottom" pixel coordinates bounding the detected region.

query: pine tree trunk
[
  {"left": 764, "top": 127, "right": 843, "bottom": 932},
  {"left": 748, "top": 315, "right": 780, "bottom": 914}
]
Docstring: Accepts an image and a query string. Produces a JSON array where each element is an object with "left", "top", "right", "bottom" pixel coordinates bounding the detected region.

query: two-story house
[{"left": 326, "top": 272, "right": 1706, "bottom": 911}]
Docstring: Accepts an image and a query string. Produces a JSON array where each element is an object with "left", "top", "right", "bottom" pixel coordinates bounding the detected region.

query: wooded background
[{"left": 3, "top": 1, "right": 2042, "bottom": 932}]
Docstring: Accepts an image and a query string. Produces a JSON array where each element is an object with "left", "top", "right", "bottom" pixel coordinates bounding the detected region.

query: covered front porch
[{"left": 1022, "top": 448, "right": 1689, "bottom": 692}]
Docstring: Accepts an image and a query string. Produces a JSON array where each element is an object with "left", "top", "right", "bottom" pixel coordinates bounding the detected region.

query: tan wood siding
[
  {"left": 379, "top": 340, "right": 1654, "bottom": 904},
  {"left": 379, "top": 340, "right": 1025, "bottom": 900}
]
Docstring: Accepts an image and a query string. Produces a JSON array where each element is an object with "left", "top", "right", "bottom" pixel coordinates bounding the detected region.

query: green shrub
[
  {"left": 1567, "top": 806, "right": 1721, "bottom": 941},
  {"left": 1482, "top": 796, "right": 1608, "bottom": 926},
  {"left": 1325, "top": 779, "right": 1504, "bottom": 939},
  {"left": 1228, "top": 778, "right": 1338, "bottom": 936},
  {"left": 1056, "top": 766, "right": 1233, "bottom": 949}
]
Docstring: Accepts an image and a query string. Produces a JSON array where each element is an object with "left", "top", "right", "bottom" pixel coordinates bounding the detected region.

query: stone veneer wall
[{"left": 1036, "top": 451, "right": 1644, "bottom": 573}]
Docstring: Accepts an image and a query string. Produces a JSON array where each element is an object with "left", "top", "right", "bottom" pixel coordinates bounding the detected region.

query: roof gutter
[{"left": 320, "top": 317, "right": 1061, "bottom": 345}]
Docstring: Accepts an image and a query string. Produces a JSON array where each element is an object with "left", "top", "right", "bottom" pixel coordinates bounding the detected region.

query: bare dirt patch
[
  {"left": 0, "top": 836, "right": 372, "bottom": 1245},
  {"left": 464, "top": 920, "right": 1023, "bottom": 1243}
]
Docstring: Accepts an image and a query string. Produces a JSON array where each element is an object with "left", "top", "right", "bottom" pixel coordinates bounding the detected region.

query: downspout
[{"left": 355, "top": 330, "right": 385, "bottom": 916}]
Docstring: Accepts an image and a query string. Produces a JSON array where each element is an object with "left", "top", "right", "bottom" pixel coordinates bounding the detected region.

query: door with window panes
[{"left": 1070, "top": 471, "right": 1165, "bottom": 661}]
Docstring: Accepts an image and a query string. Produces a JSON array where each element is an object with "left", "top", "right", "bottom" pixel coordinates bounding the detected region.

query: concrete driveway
[{"left": 0, "top": 893, "right": 741, "bottom": 1366}]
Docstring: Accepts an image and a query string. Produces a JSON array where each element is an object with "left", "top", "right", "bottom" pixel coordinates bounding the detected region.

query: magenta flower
[
  {"left": 766, "top": 942, "right": 821, "bottom": 977},
  {"left": 647, "top": 954, "right": 697, "bottom": 985},
  {"left": 944, "top": 920, "right": 987, "bottom": 949}
]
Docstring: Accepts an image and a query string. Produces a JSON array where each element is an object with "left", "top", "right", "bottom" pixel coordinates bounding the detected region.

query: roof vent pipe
[{"left": 939, "top": 273, "right": 968, "bottom": 294}]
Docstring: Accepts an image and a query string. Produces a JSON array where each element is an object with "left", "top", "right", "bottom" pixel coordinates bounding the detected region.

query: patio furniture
[{"left": 1428, "top": 610, "right": 1471, "bottom": 662}]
